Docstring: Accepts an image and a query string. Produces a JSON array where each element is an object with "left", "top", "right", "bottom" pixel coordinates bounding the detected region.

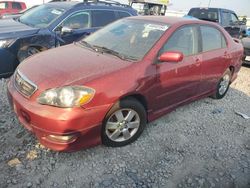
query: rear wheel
[
  {"left": 102, "top": 98, "right": 146, "bottom": 147},
  {"left": 211, "top": 69, "right": 231, "bottom": 99}
]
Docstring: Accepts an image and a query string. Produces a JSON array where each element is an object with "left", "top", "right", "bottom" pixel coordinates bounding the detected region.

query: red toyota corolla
[{"left": 7, "top": 16, "right": 243, "bottom": 151}]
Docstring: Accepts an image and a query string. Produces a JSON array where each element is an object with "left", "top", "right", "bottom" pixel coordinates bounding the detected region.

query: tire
[
  {"left": 18, "top": 47, "right": 41, "bottom": 62},
  {"left": 102, "top": 98, "right": 146, "bottom": 147},
  {"left": 211, "top": 69, "right": 232, "bottom": 99}
]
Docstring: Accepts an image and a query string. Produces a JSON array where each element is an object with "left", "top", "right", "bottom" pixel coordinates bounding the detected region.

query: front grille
[{"left": 14, "top": 70, "right": 37, "bottom": 98}]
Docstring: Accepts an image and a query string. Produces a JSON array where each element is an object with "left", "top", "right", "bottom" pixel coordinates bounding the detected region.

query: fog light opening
[
  {"left": 47, "top": 134, "right": 77, "bottom": 144},
  {"left": 20, "top": 110, "right": 31, "bottom": 123}
]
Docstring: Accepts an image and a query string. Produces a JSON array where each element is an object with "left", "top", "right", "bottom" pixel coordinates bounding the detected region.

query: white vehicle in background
[{"left": 129, "top": 0, "right": 169, "bottom": 15}]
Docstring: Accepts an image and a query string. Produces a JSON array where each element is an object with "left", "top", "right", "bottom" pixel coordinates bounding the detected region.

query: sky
[{"left": 167, "top": 0, "right": 250, "bottom": 17}]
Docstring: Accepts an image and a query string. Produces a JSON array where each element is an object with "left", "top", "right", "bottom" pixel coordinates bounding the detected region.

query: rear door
[
  {"left": 199, "top": 25, "right": 229, "bottom": 93},
  {"left": 154, "top": 25, "right": 202, "bottom": 110},
  {"left": 91, "top": 10, "right": 117, "bottom": 29}
]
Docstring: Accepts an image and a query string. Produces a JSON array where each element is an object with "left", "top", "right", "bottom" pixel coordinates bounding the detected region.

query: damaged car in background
[
  {"left": 188, "top": 7, "right": 247, "bottom": 38},
  {"left": 242, "top": 37, "right": 250, "bottom": 65},
  {"left": 0, "top": 1, "right": 26, "bottom": 18},
  {"left": 7, "top": 16, "right": 243, "bottom": 151},
  {"left": 0, "top": 1, "right": 137, "bottom": 78}
]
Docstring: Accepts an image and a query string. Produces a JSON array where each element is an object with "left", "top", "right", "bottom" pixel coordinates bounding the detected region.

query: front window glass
[
  {"left": 60, "top": 11, "right": 90, "bottom": 29},
  {"left": 0, "top": 2, "right": 8, "bottom": 9},
  {"left": 19, "top": 5, "right": 65, "bottom": 28},
  {"left": 83, "top": 19, "right": 168, "bottom": 61},
  {"left": 231, "top": 13, "right": 238, "bottom": 23},
  {"left": 160, "top": 26, "right": 198, "bottom": 56}
]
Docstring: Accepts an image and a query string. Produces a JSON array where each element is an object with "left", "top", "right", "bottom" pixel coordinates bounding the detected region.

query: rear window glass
[
  {"left": 0, "top": 2, "right": 8, "bottom": 9},
  {"left": 201, "top": 26, "right": 227, "bottom": 52},
  {"left": 92, "top": 10, "right": 116, "bottom": 27},
  {"left": 117, "top": 11, "right": 131, "bottom": 19},
  {"left": 189, "top": 8, "right": 219, "bottom": 22}
]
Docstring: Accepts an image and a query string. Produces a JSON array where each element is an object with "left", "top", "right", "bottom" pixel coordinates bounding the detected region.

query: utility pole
[{"left": 208, "top": 0, "right": 212, "bottom": 7}]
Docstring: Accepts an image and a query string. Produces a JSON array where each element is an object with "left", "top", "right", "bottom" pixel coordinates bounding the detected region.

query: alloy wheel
[
  {"left": 219, "top": 74, "right": 230, "bottom": 95},
  {"left": 105, "top": 108, "right": 140, "bottom": 142}
]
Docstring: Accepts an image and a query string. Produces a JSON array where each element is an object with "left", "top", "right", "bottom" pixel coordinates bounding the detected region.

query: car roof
[
  {"left": 48, "top": 1, "right": 133, "bottom": 11},
  {"left": 127, "top": 16, "right": 210, "bottom": 26},
  {"left": 46, "top": 2, "right": 79, "bottom": 10},
  {"left": 189, "top": 7, "right": 236, "bottom": 13}
]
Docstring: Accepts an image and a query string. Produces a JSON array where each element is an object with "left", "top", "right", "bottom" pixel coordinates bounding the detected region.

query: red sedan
[
  {"left": 7, "top": 16, "right": 243, "bottom": 151},
  {"left": 0, "top": 1, "right": 26, "bottom": 18}
]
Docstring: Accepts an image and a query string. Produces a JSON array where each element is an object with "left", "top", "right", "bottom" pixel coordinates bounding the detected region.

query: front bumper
[
  {"left": 243, "top": 47, "right": 250, "bottom": 65},
  {"left": 0, "top": 48, "right": 18, "bottom": 78},
  {"left": 7, "top": 79, "right": 112, "bottom": 151}
]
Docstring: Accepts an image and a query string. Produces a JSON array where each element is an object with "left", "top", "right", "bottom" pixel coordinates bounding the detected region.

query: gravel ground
[{"left": 0, "top": 66, "right": 250, "bottom": 188}]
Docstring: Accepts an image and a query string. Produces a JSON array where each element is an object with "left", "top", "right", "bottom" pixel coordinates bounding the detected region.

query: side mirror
[
  {"left": 61, "top": 26, "right": 73, "bottom": 35},
  {"left": 158, "top": 51, "right": 184, "bottom": 63}
]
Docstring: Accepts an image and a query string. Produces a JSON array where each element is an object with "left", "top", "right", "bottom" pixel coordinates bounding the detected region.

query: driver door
[
  {"left": 56, "top": 11, "right": 92, "bottom": 45},
  {"left": 221, "top": 11, "right": 241, "bottom": 38}
]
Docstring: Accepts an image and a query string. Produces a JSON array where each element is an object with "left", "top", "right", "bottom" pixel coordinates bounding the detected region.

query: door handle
[
  {"left": 194, "top": 57, "right": 201, "bottom": 67},
  {"left": 224, "top": 51, "right": 228, "bottom": 57}
]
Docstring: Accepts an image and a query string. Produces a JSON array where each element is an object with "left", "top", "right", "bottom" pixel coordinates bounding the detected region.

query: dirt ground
[{"left": 0, "top": 66, "right": 250, "bottom": 188}]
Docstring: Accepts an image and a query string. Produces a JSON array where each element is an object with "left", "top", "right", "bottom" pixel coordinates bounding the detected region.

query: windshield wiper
[
  {"left": 93, "top": 45, "right": 137, "bottom": 61},
  {"left": 78, "top": 41, "right": 96, "bottom": 51}
]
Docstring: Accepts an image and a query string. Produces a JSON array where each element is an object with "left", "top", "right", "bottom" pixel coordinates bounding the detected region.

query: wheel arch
[
  {"left": 119, "top": 93, "right": 148, "bottom": 121},
  {"left": 229, "top": 65, "right": 235, "bottom": 82}
]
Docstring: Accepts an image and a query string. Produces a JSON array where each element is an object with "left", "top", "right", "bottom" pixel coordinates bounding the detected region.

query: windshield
[
  {"left": 19, "top": 5, "right": 65, "bottom": 28},
  {"left": 83, "top": 19, "right": 168, "bottom": 61}
]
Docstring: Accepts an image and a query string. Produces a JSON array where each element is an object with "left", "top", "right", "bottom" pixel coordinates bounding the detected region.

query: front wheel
[
  {"left": 18, "top": 47, "right": 41, "bottom": 62},
  {"left": 102, "top": 98, "right": 146, "bottom": 147},
  {"left": 211, "top": 69, "right": 231, "bottom": 99}
]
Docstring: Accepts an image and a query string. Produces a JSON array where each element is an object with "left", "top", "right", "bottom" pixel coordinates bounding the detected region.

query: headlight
[
  {"left": 0, "top": 39, "right": 15, "bottom": 48},
  {"left": 37, "top": 86, "right": 95, "bottom": 108}
]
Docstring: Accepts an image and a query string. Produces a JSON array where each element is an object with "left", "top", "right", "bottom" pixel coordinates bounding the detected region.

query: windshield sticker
[
  {"left": 146, "top": 24, "right": 169, "bottom": 31},
  {"left": 51, "top": 9, "right": 63, "bottom": 15},
  {"left": 142, "top": 24, "right": 168, "bottom": 38}
]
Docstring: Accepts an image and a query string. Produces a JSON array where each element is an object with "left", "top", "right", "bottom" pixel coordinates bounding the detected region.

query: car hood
[
  {"left": 18, "top": 43, "right": 132, "bottom": 90},
  {"left": 0, "top": 18, "right": 39, "bottom": 39}
]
